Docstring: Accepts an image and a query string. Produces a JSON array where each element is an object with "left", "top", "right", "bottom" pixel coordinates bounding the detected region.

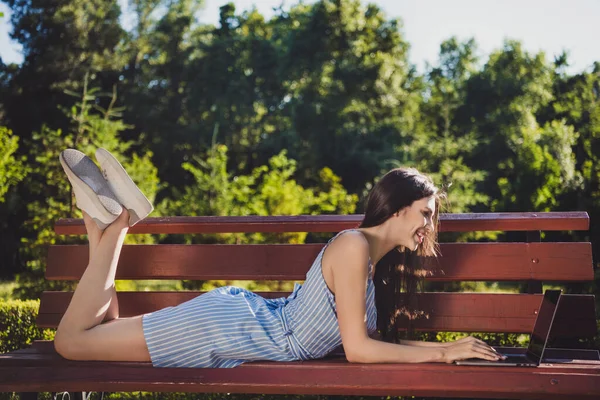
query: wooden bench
[{"left": 1, "top": 212, "right": 599, "bottom": 400}]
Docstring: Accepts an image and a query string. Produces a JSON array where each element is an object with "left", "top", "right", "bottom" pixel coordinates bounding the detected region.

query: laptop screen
[{"left": 525, "top": 289, "right": 562, "bottom": 363}]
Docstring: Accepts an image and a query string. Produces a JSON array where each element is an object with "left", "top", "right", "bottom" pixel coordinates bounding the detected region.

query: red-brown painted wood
[
  {"left": 45, "top": 242, "right": 593, "bottom": 281},
  {"left": 0, "top": 347, "right": 599, "bottom": 399},
  {"left": 2, "top": 211, "right": 595, "bottom": 399},
  {"left": 28, "top": 340, "right": 599, "bottom": 362},
  {"left": 36, "top": 292, "right": 597, "bottom": 337},
  {"left": 54, "top": 212, "right": 590, "bottom": 235}
]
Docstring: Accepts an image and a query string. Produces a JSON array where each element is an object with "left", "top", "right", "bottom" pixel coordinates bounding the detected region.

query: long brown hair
[{"left": 359, "top": 167, "right": 442, "bottom": 343}]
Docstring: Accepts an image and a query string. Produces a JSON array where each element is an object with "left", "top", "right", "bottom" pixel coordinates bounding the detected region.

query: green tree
[
  {"left": 495, "top": 118, "right": 580, "bottom": 211},
  {"left": 120, "top": 0, "right": 203, "bottom": 191},
  {"left": 182, "top": 3, "right": 287, "bottom": 184},
  {"left": 463, "top": 40, "right": 577, "bottom": 212},
  {"left": 149, "top": 0, "right": 420, "bottom": 194},
  {"left": 407, "top": 37, "right": 488, "bottom": 214},
  {"left": 0, "top": 126, "right": 27, "bottom": 203},
  {"left": 270, "top": 0, "right": 419, "bottom": 192},
  {"left": 1, "top": 0, "right": 125, "bottom": 147},
  {"left": 161, "top": 143, "right": 357, "bottom": 245},
  {"left": 538, "top": 60, "right": 600, "bottom": 306},
  {"left": 14, "top": 78, "right": 161, "bottom": 299},
  {"left": 541, "top": 61, "right": 600, "bottom": 212},
  {"left": 0, "top": 126, "right": 29, "bottom": 279}
]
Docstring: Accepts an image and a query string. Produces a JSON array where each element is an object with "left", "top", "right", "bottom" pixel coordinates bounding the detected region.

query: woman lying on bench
[{"left": 54, "top": 148, "right": 505, "bottom": 367}]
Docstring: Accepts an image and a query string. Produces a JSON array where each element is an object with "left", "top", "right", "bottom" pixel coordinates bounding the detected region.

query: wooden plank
[
  {"left": 526, "top": 230, "right": 544, "bottom": 294},
  {"left": 11, "top": 341, "right": 600, "bottom": 366},
  {"left": 46, "top": 242, "right": 594, "bottom": 281},
  {"left": 54, "top": 212, "right": 590, "bottom": 235},
  {"left": 0, "top": 352, "right": 599, "bottom": 399},
  {"left": 37, "top": 292, "right": 597, "bottom": 337},
  {"left": 32, "top": 340, "right": 597, "bottom": 362},
  {"left": 306, "top": 345, "right": 598, "bottom": 364}
]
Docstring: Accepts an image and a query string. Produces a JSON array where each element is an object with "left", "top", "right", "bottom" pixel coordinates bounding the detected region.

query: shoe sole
[
  {"left": 59, "top": 153, "right": 118, "bottom": 230},
  {"left": 95, "top": 148, "right": 154, "bottom": 226}
]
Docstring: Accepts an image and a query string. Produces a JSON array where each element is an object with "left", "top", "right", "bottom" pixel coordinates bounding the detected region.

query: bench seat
[
  {"left": 0, "top": 212, "right": 598, "bottom": 399},
  {"left": 2, "top": 342, "right": 600, "bottom": 400}
]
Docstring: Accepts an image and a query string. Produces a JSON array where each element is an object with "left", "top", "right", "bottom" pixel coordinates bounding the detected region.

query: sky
[{"left": 0, "top": 0, "right": 599, "bottom": 74}]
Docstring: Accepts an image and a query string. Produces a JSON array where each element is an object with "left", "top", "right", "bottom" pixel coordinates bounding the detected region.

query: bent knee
[{"left": 54, "top": 329, "right": 85, "bottom": 360}]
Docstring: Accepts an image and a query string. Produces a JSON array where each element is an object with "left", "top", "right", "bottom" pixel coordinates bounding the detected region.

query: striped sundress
[{"left": 142, "top": 229, "right": 378, "bottom": 368}]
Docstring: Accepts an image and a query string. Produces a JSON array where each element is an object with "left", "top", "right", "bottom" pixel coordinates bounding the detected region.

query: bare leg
[
  {"left": 58, "top": 210, "right": 128, "bottom": 332},
  {"left": 54, "top": 210, "right": 151, "bottom": 362},
  {"left": 84, "top": 211, "right": 119, "bottom": 322}
]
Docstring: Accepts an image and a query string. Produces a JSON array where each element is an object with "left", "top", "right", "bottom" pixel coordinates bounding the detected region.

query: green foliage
[
  {"left": 275, "top": 0, "right": 419, "bottom": 192},
  {"left": 495, "top": 117, "right": 580, "bottom": 211},
  {"left": 0, "top": 281, "right": 16, "bottom": 300},
  {"left": 0, "top": 126, "right": 28, "bottom": 203},
  {"left": 396, "top": 37, "right": 492, "bottom": 247},
  {"left": 463, "top": 40, "right": 561, "bottom": 211},
  {"left": 14, "top": 76, "right": 162, "bottom": 299},
  {"left": 540, "top": 63, "right": 600, "bottom": 280},
  {"left": 12, "top": 124, "right": 76, "bottom": 298},
  {"left": 407, "top": 37, "right": 489, "bottom": 215},
  {"left": 161, "top": 144, "right": 357, "bottom": 245},
  {"left": 0, "top": 0, "right": 598, "bottom": 378},
  {"left": 0, "top": 299, "right": 54, "bottom": 354},
  {"left": 419, "top": 331, "right": 528, "bottom": 348},
  {"left": 1, "top": 0, "right": 126, "bottom": 150}
]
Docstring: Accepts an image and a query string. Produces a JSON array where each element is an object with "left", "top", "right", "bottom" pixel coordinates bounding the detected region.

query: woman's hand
[{"left": 441, "top": 336, "right": 506, "bottom": 364}]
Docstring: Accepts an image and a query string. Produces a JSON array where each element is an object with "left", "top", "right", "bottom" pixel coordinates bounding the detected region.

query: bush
[{"left": 0, "top": 299, "right": 55, "bottom": 354}]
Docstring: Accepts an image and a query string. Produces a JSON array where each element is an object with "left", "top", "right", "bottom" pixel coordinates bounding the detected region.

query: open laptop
[{"left": 455, "top": 289, "right": 562, "bottom": 367}]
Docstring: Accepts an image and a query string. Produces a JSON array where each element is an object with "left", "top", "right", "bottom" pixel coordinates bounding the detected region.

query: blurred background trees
[{"left": 0, "top": 0, "right": 598, "bottom": 300}]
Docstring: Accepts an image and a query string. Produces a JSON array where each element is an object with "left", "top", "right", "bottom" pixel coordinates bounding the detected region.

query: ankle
[
  {"left": 116, "top": 208, "right": 131, "bottom": 228},
  {"left": 102, "top": 209, "right": 130, "bottom": 235}
]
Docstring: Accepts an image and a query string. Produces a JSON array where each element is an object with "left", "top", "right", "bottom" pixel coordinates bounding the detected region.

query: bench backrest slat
[
  {"left": 54, "top": 212, "right": 590, "bottom": 235},
  {"left": 41, "top": 212, "right": 595, "bottom": 338},
  {"left": 46, "top": 242, "right": 593, "bottom": 281},
  {"left": 37, "top": 292, "right": 597, "bottom": 337}
]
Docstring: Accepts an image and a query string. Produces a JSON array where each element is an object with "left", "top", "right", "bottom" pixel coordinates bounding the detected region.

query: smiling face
[
  {"left": 359, "top": 167, "right": 441, "bottom": 255},
  {"left": 396, "top": 196, "right": 437, "bottom": 251}
]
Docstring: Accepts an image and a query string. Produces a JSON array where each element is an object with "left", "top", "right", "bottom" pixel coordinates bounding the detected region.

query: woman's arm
[
  {"left": 349, "top": 336, "right": 503, "bottom": 364},
  {"left": 326, "top": 232, "right": 501, "bottom": 364},
  {"left": 350, "top": 337, "right": 446, "bottom": 363}
]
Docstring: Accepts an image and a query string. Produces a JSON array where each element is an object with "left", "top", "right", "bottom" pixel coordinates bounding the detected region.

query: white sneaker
[
  {"left": 95, "top": 148, "right": 154, "bottom": 226},
  {"left": 59, "top": 149, "right": 123, "bottom": 229}
]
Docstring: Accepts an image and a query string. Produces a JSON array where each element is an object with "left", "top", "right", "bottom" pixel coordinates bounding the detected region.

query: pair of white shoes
[{"left": 59, "top": 148, "right": 154, "bottom": 229}]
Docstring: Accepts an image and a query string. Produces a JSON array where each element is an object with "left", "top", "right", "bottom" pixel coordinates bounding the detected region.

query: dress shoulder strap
[{"left": 325, "top": 228, "right": 360, "bottom": 245}]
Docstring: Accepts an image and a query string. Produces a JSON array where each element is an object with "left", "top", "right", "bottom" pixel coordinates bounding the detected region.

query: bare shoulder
[{"left": 323, "top": 230, "right": 370, "bottom": 273}]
